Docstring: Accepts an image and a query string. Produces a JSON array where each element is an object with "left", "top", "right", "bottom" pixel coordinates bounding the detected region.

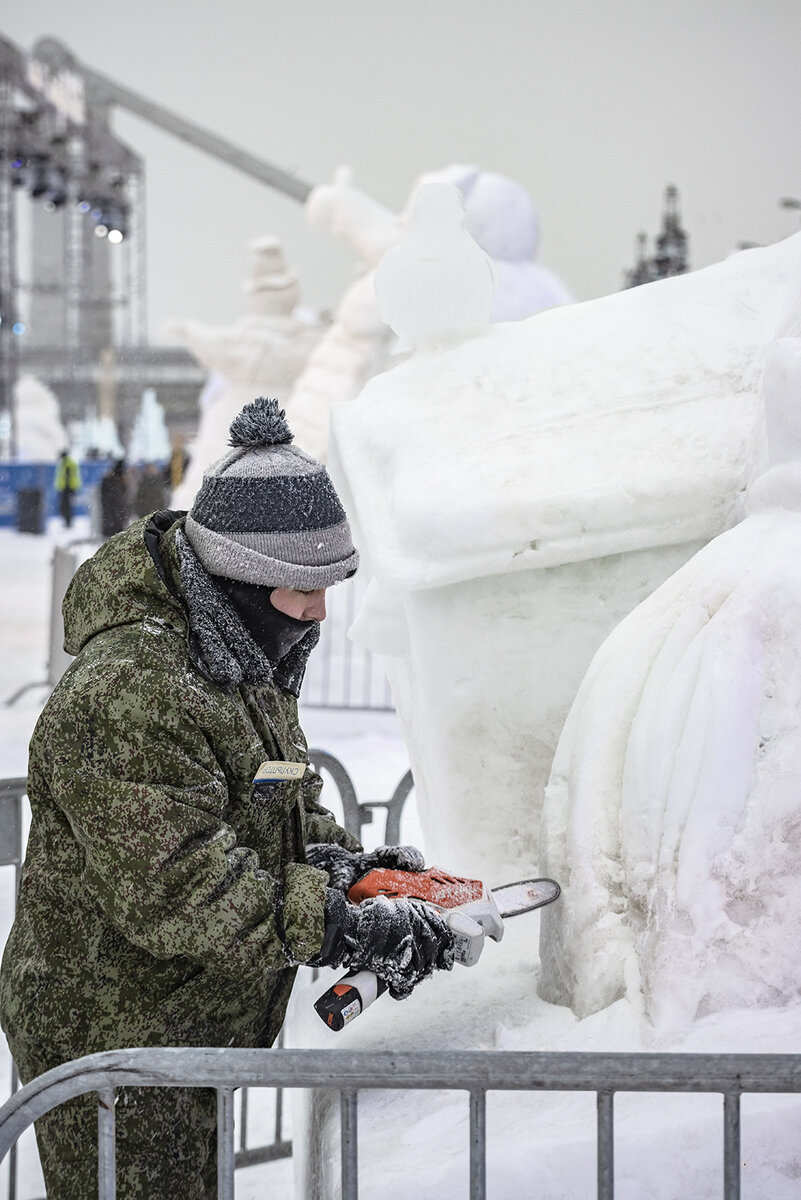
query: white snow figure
[
  {"left": 374, "top": 182, "right": 495, "bottom": 352},
  {"left": 539, "top": 332, "right": 801, "bottom": 1038},
  {"left": 127, "top": 388, "right": 171, "bottom": 463},
  {"left": 167, "top": 236, "right": 322, "bottom": 505},
  {"left": 288, "top": 164, "right": 572, "bottom": 458},
  {"left": 13, "top": 375, "right": 67, "bottom": 459}
]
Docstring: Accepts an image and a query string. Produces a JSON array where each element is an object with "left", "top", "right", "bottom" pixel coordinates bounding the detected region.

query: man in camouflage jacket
[{"left": 0, "top": 400, "right": 454, "bottom": 1198}]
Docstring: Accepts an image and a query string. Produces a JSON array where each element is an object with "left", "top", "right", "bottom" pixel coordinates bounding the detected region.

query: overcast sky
[{"left": 4, "top": 0, "right": 801, "bottom": 342}]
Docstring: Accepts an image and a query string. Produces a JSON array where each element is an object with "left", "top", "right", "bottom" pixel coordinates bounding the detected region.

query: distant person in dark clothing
[
  {"left": 133, "top": 461, "right": 167, "bottom": 518},
  {"left": 54, "top": 450, "right": 81, "bottom": 529},
  {"left": 99, "top": 459, "right": 130, "bottom": 538}
]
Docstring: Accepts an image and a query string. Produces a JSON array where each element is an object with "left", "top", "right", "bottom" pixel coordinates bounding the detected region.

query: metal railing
[{"left": 1, "top": 1046, "right": 800, "bottom": 1199}]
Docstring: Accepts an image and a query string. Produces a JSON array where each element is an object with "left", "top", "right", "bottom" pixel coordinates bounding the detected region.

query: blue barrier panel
[{"left": 0, "top": 461, "right": 110, "bottom": 527}]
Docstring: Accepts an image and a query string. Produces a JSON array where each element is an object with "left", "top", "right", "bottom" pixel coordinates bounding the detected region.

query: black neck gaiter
[{"left": 212, "top": 576, "right": 316, "bottom": 664}]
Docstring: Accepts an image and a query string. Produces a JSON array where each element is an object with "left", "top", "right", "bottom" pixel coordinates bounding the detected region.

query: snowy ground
[{"left": 0, "top": 517, "right": 413, "bottom": 1199}]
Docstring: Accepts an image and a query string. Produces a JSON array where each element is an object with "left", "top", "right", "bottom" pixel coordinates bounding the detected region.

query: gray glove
[
  {"left": 305, "top": 843, "right": 425, "bottom": 892},
  {"left": 308, "top": 887, "right": 455, "bottom": 1000}
]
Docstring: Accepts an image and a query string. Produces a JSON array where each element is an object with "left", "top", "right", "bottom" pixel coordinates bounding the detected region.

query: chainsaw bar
[{"left": 491, "top": 877, "right": 561, "bottom": 919}]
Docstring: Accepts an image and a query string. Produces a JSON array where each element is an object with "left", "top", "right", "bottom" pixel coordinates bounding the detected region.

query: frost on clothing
[
  {"left": 0, "top": 512, "right": 360, "bottom": 1067},
  {"left": 311, "top": 888, "right": 455, "bottom": 1000}
]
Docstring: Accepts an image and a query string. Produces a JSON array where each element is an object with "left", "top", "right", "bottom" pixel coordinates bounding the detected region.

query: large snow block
[{"left": 331, "top": 235, "right": 801, "bottom": 886}]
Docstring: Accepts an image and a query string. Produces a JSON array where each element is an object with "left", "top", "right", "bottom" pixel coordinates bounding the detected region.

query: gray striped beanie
[{"left": 185, "top": 398, "right": 359, "bottom": 589}]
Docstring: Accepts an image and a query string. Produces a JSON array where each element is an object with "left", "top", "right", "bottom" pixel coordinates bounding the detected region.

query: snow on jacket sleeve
[{"left": 46, "top": 663, "right": 327, "bottom": 975}]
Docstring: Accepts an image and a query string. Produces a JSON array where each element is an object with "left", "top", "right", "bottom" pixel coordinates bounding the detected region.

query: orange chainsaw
[{"left": 314, "top": 867, "right": 560, "bottom": 1031}]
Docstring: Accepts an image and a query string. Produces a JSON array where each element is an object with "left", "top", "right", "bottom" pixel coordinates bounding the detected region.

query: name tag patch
[{"left": 254, "top": 760, "right": 307, "bottom": 783}]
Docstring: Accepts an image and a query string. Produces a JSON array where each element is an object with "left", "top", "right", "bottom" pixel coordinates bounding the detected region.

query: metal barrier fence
[{"left": 1, "top": 1045, "right": 799, "bottom": 1199}]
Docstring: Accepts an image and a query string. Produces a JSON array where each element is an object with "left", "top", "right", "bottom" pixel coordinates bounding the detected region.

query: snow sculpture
[
  {"left": 330, "top": 234, "right": 801, "bottom": 887},
  {"left": 292, "top": 236, "right": 801, "bottom": 1200},
  {"left": 374, "top": 182, "right": 495, "bottom": 352},
  {"left": 288, "top": 164, "right": 572, "bottom": 459},
  {"left": 127, "top": 387, "right": 171, "bottom": 463},
  {"left": 538, "top": 330, "right": 801, "bottom": 1035},
  {"left": 69, "top": 411, "right": 124, "bottom": 461},
  {"left": 167, "top": 236, "right": 322, "bottom": 506},
  {"left": 14, "top": 374, "right": 67, "bottom": 459}
]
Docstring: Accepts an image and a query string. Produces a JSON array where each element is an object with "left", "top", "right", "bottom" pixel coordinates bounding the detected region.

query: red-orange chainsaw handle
[{"left": 347, "top": 866, "right": 484, "bottom": 910}]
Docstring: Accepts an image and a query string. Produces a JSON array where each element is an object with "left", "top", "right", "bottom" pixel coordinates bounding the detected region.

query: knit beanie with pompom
[{"left": 185, "top": 397, "right": 359, "bottom": 589}]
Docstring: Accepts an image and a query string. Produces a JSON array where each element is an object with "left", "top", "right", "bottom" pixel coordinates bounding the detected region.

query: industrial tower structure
[{"left": 0, "top": 34, "right": 312, "bottom": 456}]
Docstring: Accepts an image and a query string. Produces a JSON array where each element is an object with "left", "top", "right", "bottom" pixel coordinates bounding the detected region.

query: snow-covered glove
[
  {"left": 305, "top": 843, "right": 425, "bottom": 892},
  {"left": 308, "top": 887, "right": 455, "bottom": 1000}
]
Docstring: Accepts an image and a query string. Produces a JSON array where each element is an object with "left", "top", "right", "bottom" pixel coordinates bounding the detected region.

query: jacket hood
[{"left": 63, "top": 512, "right": 187, "bottom": 657}]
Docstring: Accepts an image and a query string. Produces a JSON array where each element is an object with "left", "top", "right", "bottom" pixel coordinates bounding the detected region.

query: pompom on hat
[{"left": 185, "top": 397, "right": 359, "bottom": 589}]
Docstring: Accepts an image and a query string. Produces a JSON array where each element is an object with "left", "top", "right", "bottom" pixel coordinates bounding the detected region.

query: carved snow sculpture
[
  {"left": 167, "top": 236, "right": 322, "bottom": 506},
  {"left": 538, "top": 330, "right": 801, "bottom": 1036},
  {"left": 14, "top": 374, "right": 67, "bottom": 459},
  {"left": 330, "top": 234, "right": 801, "bottom": 887},
  {"left": 374, "top": 182, "right": 495, "bottom": 353},
  {"left": 288, "top": 164, "right": 572, "bottom": 459}
]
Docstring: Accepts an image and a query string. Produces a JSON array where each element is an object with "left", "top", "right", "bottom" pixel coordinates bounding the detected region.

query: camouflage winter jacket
[{"left": 0, "top": 513, "right": 359, "bottom": 1064}]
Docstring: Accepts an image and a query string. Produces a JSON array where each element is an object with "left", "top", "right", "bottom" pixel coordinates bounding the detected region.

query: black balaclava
[{"left": 212, "top": 575, "right": 315, "bottom": 664}]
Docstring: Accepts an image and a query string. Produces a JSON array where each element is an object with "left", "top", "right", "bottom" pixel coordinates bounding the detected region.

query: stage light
[
  {"left": 94, "top": 224, "right": 109, "bottom": 238},
  {"left": 12, "top": 323, "right": 26, "bottom": 335},
  {"left": 77, "top": 199, "right": 91, "bottom": 213},
  {"left": 107, "top": 228, "right": 124, "bottom": 244}
]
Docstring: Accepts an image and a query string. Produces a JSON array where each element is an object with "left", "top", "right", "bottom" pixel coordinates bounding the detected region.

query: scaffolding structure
[{"left": 0, "top": 34, "right": 313, "bottom": 454}]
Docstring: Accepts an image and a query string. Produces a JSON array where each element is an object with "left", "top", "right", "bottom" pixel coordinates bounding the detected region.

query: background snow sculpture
[
  {"left": 538, "top": 321, "right": 801, "bottom": 1036},
  {"left": 288, "top": 164, "right": 573, "bottom": 459},
  {"left": 330, "top": 234, "right": 801, "bottom": 886},
  {"left": 374, "top": 182, "right": 495, "bottom": 353},
  {"left": 168, "top": 236, "right": 322, "bottom": 506},
  {"left": 127, "top": 387, "right": 171, "bottom": 463},
  {"left": 13, "top": 375, "right": 67, "bottom": 460}
]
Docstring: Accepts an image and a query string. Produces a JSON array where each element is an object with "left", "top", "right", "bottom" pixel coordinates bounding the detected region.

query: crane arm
[{"left": 31, "top": 37, "right": 313, "bottom": 203}]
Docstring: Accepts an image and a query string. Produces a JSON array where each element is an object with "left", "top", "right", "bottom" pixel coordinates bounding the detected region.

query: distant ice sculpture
[
  {"left": 167, "top": 236, "right": 322, "bottom": 506},
  {"left": 69, "top": 411, "right": 124, "bottom": 461},
  {"left": 14, "top": 374, "right": 67, "bottom": 459},
  {"left": 538, "top": 329, "right": 801, "bottom": 1035},
  {"left": 128, "top": 388, "right": 171, "bottom": 463},
  {"left": 289, "top": 164, "right": 573, "bottom": 459}
]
